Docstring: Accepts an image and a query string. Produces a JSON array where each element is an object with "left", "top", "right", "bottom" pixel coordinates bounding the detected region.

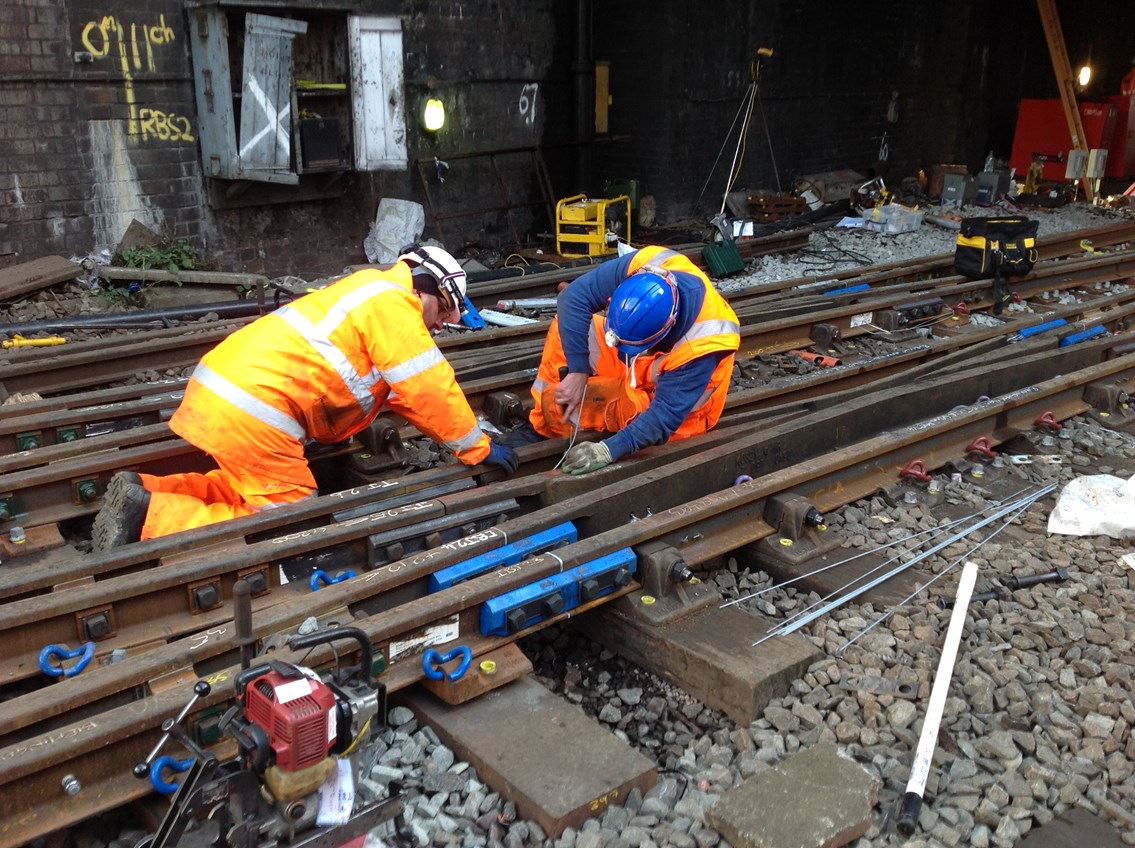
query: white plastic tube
[{"left": 897, "top": 559, "right": 978, "bottom": 836}]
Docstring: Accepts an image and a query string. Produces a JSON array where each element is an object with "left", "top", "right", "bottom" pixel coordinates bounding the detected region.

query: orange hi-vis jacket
[
  {"left": 529, "top": 246, "right": 740, "bottom": 444},
  {"left": 170, "top": 264, "right": 491, "bottom": 489}
]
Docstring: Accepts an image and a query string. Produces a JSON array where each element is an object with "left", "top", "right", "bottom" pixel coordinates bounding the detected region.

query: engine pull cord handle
[
  {"left": 38, "top": 642, "right": 96, "bottom": 678},
  {"left": 288, "top": 626, "right": 376, "bottom": 685},
  {"left": 133, "top": 680, "right": 211, "bottom": 779},
  {"left": 309, "top": 569, "right": 356, "bottom": 592},
  {"left": 422, "top": 646, "right": 473, "bottom": 682}
]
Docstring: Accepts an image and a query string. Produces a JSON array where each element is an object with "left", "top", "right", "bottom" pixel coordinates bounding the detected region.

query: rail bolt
[
  {"left": 57, "top": 427, "right": 81, "bottom": 443},
  {"left": 505, "top": 608, "right": 528, "bottom": 633},
  {"left": 241, "top": 570, "right": 268, "bottom": 595},
  {"left": 61, "top": 775, "right": 81, "bottom": 796},
  {"left": 81, "top": 611, "right": 112, "bottom": 641},
  {"left": 17, "top": 432, "right": 41, "bottom": 451},
  {"left": 0, "top": 498, "right": 12, "bottom": 522},
  {"left": 192, "top": 583, "right": 220, "bottom": 611},
  {"left": 75, "top": 479, "right": 99, "bottom": 502}
]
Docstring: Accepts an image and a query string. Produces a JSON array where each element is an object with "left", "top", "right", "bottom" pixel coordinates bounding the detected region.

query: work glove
[
  {"left": 485, "top": 441, "right": 520, "bottom": 474},
  {"left": 562, "top": 441, "right": 613, "bottom": 475}
]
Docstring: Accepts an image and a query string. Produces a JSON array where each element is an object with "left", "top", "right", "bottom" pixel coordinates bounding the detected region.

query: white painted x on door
[{"left": 238, "top": 13, "right": 308, "bottom": 184}]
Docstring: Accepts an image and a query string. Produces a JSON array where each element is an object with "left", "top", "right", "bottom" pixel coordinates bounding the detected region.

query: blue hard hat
[{"left": 603, "top": 269, "right": 679, "bottom": 357}]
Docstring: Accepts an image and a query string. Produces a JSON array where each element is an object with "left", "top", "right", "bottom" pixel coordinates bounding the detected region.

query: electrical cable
[
  {"left": 755, "top": 84, "right": 781, "bottom": 194},
  {"left": 690, "top": 86, "right": 754, "bottom": 217}
]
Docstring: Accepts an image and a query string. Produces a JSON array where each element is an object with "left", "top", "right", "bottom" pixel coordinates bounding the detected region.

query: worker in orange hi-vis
[
  {"left": 91, "top": 246, "right": 519, "bottom": 550},
  {"left": 502, "top": 245, "right": 740, "bottom": 475}
]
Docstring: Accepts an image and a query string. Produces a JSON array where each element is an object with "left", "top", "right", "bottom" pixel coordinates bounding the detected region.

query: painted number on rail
[{"left": 188, "top": 625, "right": 230, "bottom": 651}]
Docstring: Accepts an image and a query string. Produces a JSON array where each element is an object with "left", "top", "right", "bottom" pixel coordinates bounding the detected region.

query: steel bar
[{"left": 838, "top": 490, "right": 1053, "bottom": 652}]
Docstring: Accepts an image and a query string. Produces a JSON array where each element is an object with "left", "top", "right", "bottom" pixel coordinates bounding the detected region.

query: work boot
[
  {"left": 497, "top": 422, "right": 546, "bottom": 448},
  {"left": 92, "top": 471, "right": 151, "bottom": 552}
]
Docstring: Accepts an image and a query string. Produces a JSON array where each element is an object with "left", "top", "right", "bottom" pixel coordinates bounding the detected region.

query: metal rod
[
  {"left": 754, "top": 485, "right": 1054, "bottom": 645},
  {"left": 837, "top": 490, "right": 1051, "bottom": 652}
]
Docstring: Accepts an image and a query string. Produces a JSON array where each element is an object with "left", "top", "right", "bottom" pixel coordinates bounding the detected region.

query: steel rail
[
  {"left": 0, "top": 224, "right": 1127, "bottom": 470},
  {"left": 1, "top": 337, "right": 1131, "bottom": 696},
  {"left": 0, "top": 223, "right": 1124, "bottom": 421},
  {"left": 3, "top": 277, "right": 1135, "bottom": 534}
]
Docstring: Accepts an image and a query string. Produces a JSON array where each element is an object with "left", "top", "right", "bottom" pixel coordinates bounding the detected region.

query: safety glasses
[{"left": 436, "top": 274, "right": 465, "bottom": 314}]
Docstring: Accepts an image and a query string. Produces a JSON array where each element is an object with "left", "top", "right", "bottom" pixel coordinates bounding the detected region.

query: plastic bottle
[{"left": 983, "top": 150, "right": 995, "bottom": 172}]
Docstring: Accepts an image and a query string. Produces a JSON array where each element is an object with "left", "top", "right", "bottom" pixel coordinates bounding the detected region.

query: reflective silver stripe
[
  {"left": 193, "top": 363, "right": 306, "bottom": 440},
  {"left": 587, "top": 321, "right": 602, "bottom": 372},
  {"left": 638, "top": 247, "right": 681, "bottom": 266},
  {"left": 276, "top": 280, "right": 405, "bottom": 415},
  {"left": 444, "top": 422, "right": 485, "bottom": 453},
  {"left": 648, "top": 318, "right": 740, "bottom": 383},
  {"left": 683, "top": 317, "right": 741, "bottom": 341},
  {"left": 383, "top": 346, "right": 446, "bottom": 385},
  {"left": 533, "top": 377, "right": 548, "bottom": 394},
  {"left": 690, "top": 385, "right": 716, "bottom": 412}
]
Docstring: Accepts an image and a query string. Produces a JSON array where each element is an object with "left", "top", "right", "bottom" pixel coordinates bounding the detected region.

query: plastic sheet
[
  {"left": 363, "top": 199, "right": 425, "bottom": 264},
  {"left": 1047, "top": 473, "right": 1135, "bottom": 539}
]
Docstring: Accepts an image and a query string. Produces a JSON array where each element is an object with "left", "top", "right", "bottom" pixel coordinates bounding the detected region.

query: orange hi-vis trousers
[{"left": 138, "top": 469, "right": 314, "bottom": 540}]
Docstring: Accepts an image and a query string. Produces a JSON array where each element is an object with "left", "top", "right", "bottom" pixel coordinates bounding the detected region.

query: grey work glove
[{"left": 562, "top": 441, "right": 613, "bottom": 475}]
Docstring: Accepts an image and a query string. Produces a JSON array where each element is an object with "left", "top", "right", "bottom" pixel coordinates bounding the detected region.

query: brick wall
[
  {"left": 2, "top": 1, "right": 1131, "bottom": 279},
  {"left": 0, "top": 0, "right": 206, "bottom": 265}
]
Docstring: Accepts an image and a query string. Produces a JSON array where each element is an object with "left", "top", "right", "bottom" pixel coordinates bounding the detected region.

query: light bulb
[{"left": 423, "top": 98, "right": 445, "bottom": 132}]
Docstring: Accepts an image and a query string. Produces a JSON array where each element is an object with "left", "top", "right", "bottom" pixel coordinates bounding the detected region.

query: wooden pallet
[{"left": 746, "top": 193, "right": 807, "bottom": 221}]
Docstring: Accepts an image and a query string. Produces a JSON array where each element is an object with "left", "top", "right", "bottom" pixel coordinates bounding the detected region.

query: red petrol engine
[{"left": 243, "top": 668, "right": 338, "bottom": 772}]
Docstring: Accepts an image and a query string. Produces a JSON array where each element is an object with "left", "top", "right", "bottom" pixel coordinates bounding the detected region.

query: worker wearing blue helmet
[{"left": 512, "top": 245, "right": 740, "bottom": 474}]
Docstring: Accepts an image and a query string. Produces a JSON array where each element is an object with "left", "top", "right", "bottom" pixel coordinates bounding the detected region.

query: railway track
[
  {"left": 2, "top": 333, "right": 1135, "bottom": 845},
  {"left": 2, "top": 224, "right": 1135, "bottom": 845},
  {"left": 3, "top": 228, "right": 1135, "bottom": 531},
  {"left": 0, "top": 221, "right": 1128, "bottom": 411}
]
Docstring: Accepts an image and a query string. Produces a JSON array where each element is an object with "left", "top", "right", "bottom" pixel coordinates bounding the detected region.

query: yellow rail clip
[{"left": 2, "top": 335, "right": 67, "bottom": 349}]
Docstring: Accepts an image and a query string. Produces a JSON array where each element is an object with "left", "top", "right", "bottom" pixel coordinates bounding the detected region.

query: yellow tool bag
[{"left": 954, "top": 215, "right": 1038, "bottom": 315}]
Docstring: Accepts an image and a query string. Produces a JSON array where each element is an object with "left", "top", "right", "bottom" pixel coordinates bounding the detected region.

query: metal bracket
[
  {"left": 351, "top": 415, "right": 406, "bottom": 475},
  {"left": 618, "top": 541, "right": 718, "bottom": 626}
]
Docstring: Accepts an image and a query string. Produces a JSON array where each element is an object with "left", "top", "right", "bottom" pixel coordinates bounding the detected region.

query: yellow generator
[{"left": 555, "top": 194, "right": 631, "bottom": 257}]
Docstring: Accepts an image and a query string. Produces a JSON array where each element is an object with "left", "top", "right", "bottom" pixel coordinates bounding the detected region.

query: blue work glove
[
  {"left": 485, "top": 441, "right": 520, "bottom": 474},
  {"left": 562, "top": 441, "right": 612, "bottom": 475}
]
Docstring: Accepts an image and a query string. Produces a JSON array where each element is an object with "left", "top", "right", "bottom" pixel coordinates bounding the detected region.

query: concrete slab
[
  {"left": 397, "top": 675, "right": 657, "bottom": 837},
  {"left": 1018, "top": 807, "right": 1128, "bottom": 848},
  {"left": 706, "top": 741, "right": 880, "bottom": 848},
  {"left": 585, "top": 598, "right": 822, "bottom": 725}
]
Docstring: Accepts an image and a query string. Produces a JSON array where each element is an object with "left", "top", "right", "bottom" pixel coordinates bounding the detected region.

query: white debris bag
[
  {"left": 363, "top": 199, "right": 425, "bottom": 264},
  {"left": 1046, "top": 473, "right": 1135, "bottom": 539}
]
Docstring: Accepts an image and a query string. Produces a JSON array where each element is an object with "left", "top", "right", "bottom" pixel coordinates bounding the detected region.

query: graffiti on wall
[
  {"left": 80, "top": 14, "right": 194, "bottom": 143},
  {"left": 518, "top": 83, "right": 538, "bottom": 128}
]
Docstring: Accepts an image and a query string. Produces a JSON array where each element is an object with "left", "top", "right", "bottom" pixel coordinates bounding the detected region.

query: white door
[{"left": 349, "top": 16, "right": 407, "bottom": 171}]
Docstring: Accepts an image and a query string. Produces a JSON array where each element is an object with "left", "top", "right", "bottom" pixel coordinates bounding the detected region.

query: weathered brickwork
[
  {"left": 1, "top": 0, "right": 1131, "bottom": 277},
  {"left": 0, "top": 0, "right": 205, "bottom": 266}
]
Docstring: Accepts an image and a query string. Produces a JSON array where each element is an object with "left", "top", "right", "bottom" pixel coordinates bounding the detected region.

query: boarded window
[{"left": 239, "top": 14, "right": 308, "bottom": 184}]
